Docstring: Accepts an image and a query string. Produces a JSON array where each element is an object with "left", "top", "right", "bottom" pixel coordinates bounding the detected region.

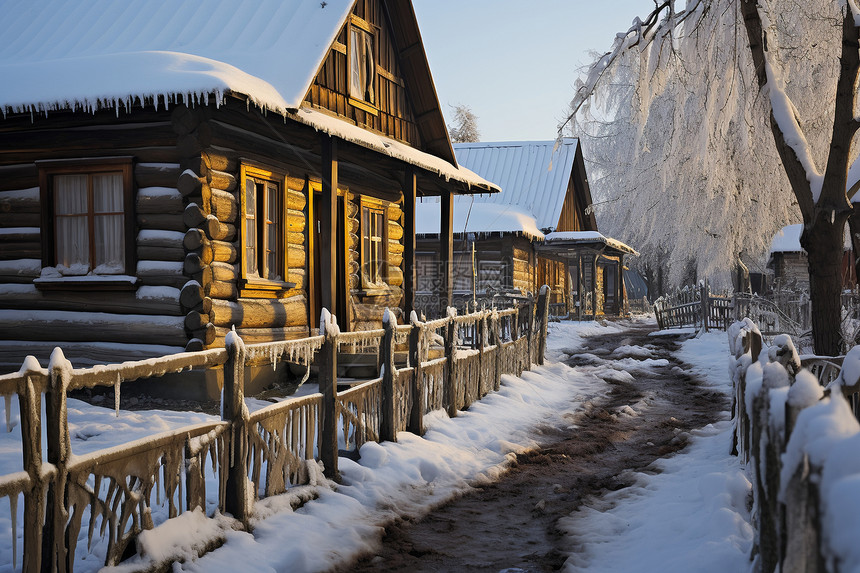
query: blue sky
[{"left": 412, "top": 0, "right": 655, "bottom": 142}]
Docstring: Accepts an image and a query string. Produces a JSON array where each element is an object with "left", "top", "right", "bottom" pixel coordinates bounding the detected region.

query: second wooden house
[
  {"left": 416, "top": 139, "right": 637, "bottom": 318},
  {"left": 0, "top": 0, "right": 497, "bottom": 374}
]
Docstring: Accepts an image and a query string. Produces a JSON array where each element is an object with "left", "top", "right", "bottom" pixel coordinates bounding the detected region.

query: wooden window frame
[
  {"left": 36, "top": 157, "right": 135, "bottom": 290},
  {"left": 239, "top": 163, "right": 293, "bottom": 298},
  {"left": 347, "top": 15, "right": 379, "bottom": 115},
  {"left": 360, "top": 197, "right": 388, "bottom": 292}
]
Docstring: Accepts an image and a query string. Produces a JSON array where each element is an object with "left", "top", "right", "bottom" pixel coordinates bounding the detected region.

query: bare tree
[
  {"left": 448, "top": 104, "right": 480, "bottom": 143},
  {"left": 563, "top": 0, "right": 857, "bottom": 355}
]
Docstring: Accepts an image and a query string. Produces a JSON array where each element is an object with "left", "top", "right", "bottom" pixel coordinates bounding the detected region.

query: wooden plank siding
[{"left": 305, "top": 0, "right": 421, "bottom": 148}]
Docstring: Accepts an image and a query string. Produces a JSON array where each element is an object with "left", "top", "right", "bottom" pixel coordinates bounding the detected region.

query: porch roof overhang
[
  {"left": 538, "top": 231, "right": 639, "bottom": 258},
  {"left": 288, "top": 107, "right": 499, "bottom": 195}
]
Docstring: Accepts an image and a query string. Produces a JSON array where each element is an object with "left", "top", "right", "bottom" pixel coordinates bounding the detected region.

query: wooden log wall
[
  {"left": 511, "top": 240, "right": 534, "bottom": 295},
  {"left": 177, "top": 105, "right": 312, "bottom": 350},
  {"left": 0, "top": 106, "right": 198, "bottom": 370}
]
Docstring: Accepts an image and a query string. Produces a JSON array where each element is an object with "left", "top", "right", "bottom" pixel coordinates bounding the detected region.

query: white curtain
[
  {"left": 93, "top": 173, "right": 124, "bottom": 273},
  {"left": 54, "top": 174, "right": 89, "bottom": 272},
  {"left": 349, "top": 27, "right": 363, "bottom": 100},
  {"left": 245, "top": 178, "right": 258, "bottom": 278}
]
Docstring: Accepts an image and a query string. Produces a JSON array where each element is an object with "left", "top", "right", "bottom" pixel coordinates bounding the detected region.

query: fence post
[
  {"left": 380, "top": 311, "right": 397, "bottom": 443},
  {"left": 492, "top": 312, "right": 502, "bottom": 391},
  {"left": 43, "top": 348, "right": 72, "bottom": 572},
  {"left": 535, "top": 287, "right": 550, "bottom": 366},
  {"left": 19, "top": 364, "right": 45, "bottom": 573},
  {"left": 222, "top": 332, "right": 250, "bottom": 524},
  {"left": 408, "top": 316, "right": 424, "bottom": 436},
  {"left": 444, "top": 310, "right": 458, "bottom": 418},
  {"left": 525, "top": 294, "right": 535, "bottom": 366},
  {"left": 700, "top": 281, "right": 709, "bottom": 332},
  {"left": 319, "top": 311, "right": 339, "bottom": 480}
]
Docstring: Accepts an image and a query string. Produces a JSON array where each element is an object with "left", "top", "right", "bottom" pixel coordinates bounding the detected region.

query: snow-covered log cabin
[
  {"left": 415, "top": 139, "right": 637, "bottom": 318},
  {"left": 0, "top": 0, "right": 497, "bottom": 373},
  {"left": 767, "top": 223, "right": 855, "bottom": 293}
]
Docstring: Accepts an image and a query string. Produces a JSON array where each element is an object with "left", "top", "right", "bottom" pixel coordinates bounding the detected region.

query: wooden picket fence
[
  {"left": 0, "top": 290, "right": 549, "bottom": 572},
  {"left": 729, "top": 319, "right": 860, "bottom": 572},
  {"left": 654, "top": 283, "right": 736, "bottom": 332}
]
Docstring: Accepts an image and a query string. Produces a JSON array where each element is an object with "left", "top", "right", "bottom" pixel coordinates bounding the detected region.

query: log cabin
[
  {"left": 415, "top": 139, "right": 637, "bottom": 319},
  {"left": 767, "top": 223, "right": 856, "bottom": 293},
  {"left": 0, "top": 0, "right": 498, "bottom": 375}
]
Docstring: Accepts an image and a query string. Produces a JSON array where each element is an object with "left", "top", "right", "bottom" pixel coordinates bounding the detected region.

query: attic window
[{"left": 349, "top": 20, "right": 376, "bottom": 105}]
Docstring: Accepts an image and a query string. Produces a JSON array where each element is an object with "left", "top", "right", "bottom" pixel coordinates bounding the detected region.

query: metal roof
[{"left": 452, "top": 139, "right": 580, "bottom": 231}]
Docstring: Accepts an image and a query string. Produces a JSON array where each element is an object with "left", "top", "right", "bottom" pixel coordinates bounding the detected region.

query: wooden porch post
[
  {"left": 440, "top": 192, "right": 454, "bottom": 317},
  {"left": 403, "top": 168, "right": 417, "bottom": 318},
  {"left": 320, "top": 134, "right": 338, "bottom": 317},
  {"left": 319, "top": 315, "right": 339, "bottom": 480}
]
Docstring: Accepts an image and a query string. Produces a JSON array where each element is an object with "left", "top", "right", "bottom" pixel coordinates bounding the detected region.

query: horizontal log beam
[
  {"left": 135, "top": 163, "right": 181, "bottom": 188},
  {"left": 0, "top": 309, "right": 187, "bottom": 345},
  {"left": 209, "top": 295, "right": 309, "bottom": 329},
  {"left": 211, "top": 325, "right": 310, "bottom": 347},
  {"left": 0, "top": 165, "right": 38, "bottom": 192},
  {"left": 0, "top": 283, "right": 182, "bottom": 315},
  {"left": 137, "top": 213, "right": 185, "bottom": 232},
  {"left": 136, "top": 187, "right": 183, "bottom": 214},
  {"left": 0, "top": 146, "right": 183, "bottom": 168},
  {"left": 0, "top": 187, "right": 39, "bottom": 213}
]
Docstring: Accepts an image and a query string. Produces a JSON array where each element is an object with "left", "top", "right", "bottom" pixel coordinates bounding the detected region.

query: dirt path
[{"left": 334, "top": 322, "right": 728, "bottom": 572}]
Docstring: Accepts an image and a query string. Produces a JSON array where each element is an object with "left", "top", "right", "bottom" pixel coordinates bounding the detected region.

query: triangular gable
[
  {"left": 306, "top": 0, "right": 456, "bottom": 165},
  {"left": 453, "top": 139, "right": 596, "bottom": 232}
]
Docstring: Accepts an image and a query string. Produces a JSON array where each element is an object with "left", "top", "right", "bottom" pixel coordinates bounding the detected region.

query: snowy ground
[{"left": 0, "top": 318, "right": 754, "bottom": 572}]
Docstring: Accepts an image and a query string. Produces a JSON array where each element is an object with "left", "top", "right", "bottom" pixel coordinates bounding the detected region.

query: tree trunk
[{"left": 803, "top": 213, "right": 849, "bottom": 355}]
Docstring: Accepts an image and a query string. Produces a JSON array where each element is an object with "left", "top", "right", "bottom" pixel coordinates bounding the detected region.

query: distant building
[
  {"left": 416, "top": 139, "right": 637, "bottom": 318},
  {"left": 767, "top": 223, "right": 856, "bottom": 291}
]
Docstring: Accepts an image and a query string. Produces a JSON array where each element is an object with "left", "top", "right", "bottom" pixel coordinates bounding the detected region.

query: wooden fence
[
  {"left": 654, "top": 282, "right": 733, "bottom": 332},
  {"left": 0, "top": 290, "right": 549, "bottom": 572},
  {"left": 729, "top": 319, "right": 860, "bottom": 572}
]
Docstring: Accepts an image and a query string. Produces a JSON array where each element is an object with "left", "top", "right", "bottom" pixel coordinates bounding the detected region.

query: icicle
[
  {"left": 4, "top": 394, "right": 12, "bottom": 432},
  {"left": 114, "top": 374, "right": 121, "bottom": 417},
  {"left": 9, "top": 493, "right": 17, "bottom": 570}
]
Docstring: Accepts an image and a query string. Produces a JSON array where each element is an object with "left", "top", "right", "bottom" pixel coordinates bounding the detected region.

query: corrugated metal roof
[{"left": 452, "top": 139, "right": 580, "bottom": 231}]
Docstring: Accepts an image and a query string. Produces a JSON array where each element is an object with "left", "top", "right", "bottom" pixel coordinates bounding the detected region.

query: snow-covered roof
[
  {"left": 451, "top": 139, "right": 583, "bottom": 231},
  {"left": 415, "top": 199, "right": 544, "bottom": 240},
  {"left": 0, "top": 0, "right": 496, "bottom": 191},
  {"left": 768, "top": 223, "right": 851, "bottom": 255},
  {"left": 0, "top": 0, "right": 351, "bottom": 114},
  {"left": 769, "top": 224, "right": 805, "bottom": 254},
  {"left": 544, "top": 231, "right": 639, "bottom": 256}
]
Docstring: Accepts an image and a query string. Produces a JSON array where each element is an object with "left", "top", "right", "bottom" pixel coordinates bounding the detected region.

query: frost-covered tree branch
[{"left": 565, "top": 0, "right": 859, "bottom": 354}]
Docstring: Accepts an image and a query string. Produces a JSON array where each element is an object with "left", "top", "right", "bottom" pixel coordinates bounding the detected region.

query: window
[
  {"left": 361, "top": 201, "right": 387, "bottom": 287},
  {"left": 240, "top": 164, "right": 290, "bottom": 294},
  {"left": 38, "top": 157, "right": 134, "bottom": 278},
  {"left": 348, "top": 18, "right": 376, "bottom": 105}
]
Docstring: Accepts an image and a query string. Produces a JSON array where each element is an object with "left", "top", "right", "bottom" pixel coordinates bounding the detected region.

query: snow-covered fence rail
[
  {"left": 0, "top": 288, "right": 551, "bottom": 572},
  {"left": 729, "top": 318, "right": 860, "bottom": 572}
]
